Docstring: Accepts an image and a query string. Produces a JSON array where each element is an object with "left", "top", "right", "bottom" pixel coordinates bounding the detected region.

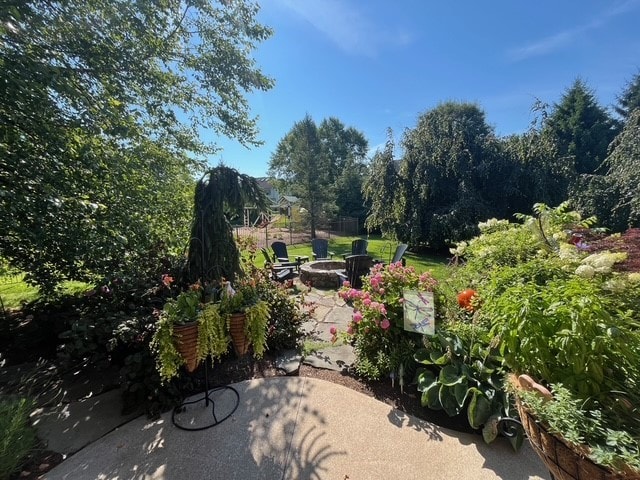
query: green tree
[
  {"left": 397, "top": 102, "right": 499, "bottom": 249},
  {"left": 615, "top": 70, "right": 640, "bottom": 121},
  {"left": 185, "top": 165, "right": 268, "bottom": 284},
  {"left": 363, "top": 131, "right": 400, "bottom": 238},
  {"left": 574, "top": 109, "right": 640, "bottom": 230},
  {"left": 269, "top": 115, "right": 328, "bottom": 238},
  {"left": 318, "top": 118, "right": 369, "bottom": 222},
  {"left": 0, "top": 0, "right": 273, "bottom": 291},
  {"left": 545, "top": 79, "right": 618, "bottom": 175},
  {"left": 498, "top": 105, "right": 572, "bottom": 214}
]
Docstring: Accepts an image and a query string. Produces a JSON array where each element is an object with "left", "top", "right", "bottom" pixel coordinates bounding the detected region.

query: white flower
[
  {"left": 628, "top": 273, "right": 640, "bottom": 284},
  {"left": 575, "top": 265, "right": 595, "bottom": 279}
]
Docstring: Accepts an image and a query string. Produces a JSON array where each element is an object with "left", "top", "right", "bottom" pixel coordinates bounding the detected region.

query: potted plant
[
  {"left": 151, "top": 285, "right": 230, "bottom": 382},
  {"left": 218, "top": 279, "right": 270, "bottom": 358}
]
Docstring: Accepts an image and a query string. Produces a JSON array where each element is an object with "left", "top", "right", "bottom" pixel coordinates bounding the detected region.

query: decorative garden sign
[{"left": 402, "top": 290, "right": 435, "bottom": 335}]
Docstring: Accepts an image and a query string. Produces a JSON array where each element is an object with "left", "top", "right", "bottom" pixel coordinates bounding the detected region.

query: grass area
[
  {"left": 0, "top": 274, "right": 89, "bottom": 310},
  {"left": 0, "top": 397, "right": 38, "bottom": 479},
  {"left": 282, "top": 236, "right": 450, "bottom": 280}
]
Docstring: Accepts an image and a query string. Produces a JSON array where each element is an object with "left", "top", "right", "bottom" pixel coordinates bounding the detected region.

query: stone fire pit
[{"left": 299, "top": 260, "right": 346, "bottom": 289}]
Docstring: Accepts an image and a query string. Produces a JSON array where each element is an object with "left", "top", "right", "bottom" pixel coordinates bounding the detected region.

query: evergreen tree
[
  {"left": 546, "top": 79, "right": 618, "bottom": 175},
  {"left": 615, "top": 71, "right": 640, "bottom": 121}
]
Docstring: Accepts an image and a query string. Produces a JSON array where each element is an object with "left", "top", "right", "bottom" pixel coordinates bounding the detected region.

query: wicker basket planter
[
  {"left": 173, "top": 321, "right": 200, "bottom": 373},
  {"left": 228, "top": 312, "right": 249, "bottom": 356},
  {"left": 513, "top": 375, "right": 639, "bottom": 480}
]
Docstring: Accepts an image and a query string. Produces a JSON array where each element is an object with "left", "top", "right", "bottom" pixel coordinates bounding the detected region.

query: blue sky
[{"left": 211, "top": 0, "right": 640, "bottom": 177}]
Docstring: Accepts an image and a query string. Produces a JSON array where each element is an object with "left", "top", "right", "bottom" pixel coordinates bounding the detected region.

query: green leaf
[
  {"left": 416, "top": 369, "right": 437, "bottom": 392},
  {"left": 454, "top": 380, "right": 470, "bottom": 407},
  {"left": 439, "top": 385, "right": 461, "bottom": 416},
  {"left": 509, "top": 427, "right": 525, "bottom": 451},
  {"left": 440, "top": 365, "right": 464, "bottom": 386},
  {"left": 482, "top": 414, "right": 500, "bottom": 444},
  {"left": 467, "top": 389, "right": 491, "bottom": 429},
  {"left": 421, "top": 382, "right": 442, "bottom": 410}
]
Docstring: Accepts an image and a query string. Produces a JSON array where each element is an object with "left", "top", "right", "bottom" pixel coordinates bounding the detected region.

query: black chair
[
  {"left": 311, "top": 238, "right": 334, "bottom": 260},
  {"left": 375, "top": 243, "right": 409, "bottom": 267},
  {"left": 261, "top": 247, "right": 296, "bottom": 282},
  {"left": 342, "top": 239, "right": 368, "bottom": 259},
  {"left": 337, "top": 254, "right": 374, "bottom": 289},
  {"left": 271, "top": 241, "right": 292, "bottom": 263},
  {"left": 390, "top": 243, "right": 408, "bottom": 265}
]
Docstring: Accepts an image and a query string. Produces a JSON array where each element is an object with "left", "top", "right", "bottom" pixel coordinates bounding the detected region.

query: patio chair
[
  {"left": 336, "top": 254, "right": 374, "bottom": 289},
  {"left": 260, "top": 247, "right": 296, "bottom": 282},
  {"left": 341, "top": 239, "right": 368, "bottom": 259},
  {"left": 311, "top": 238, "right": 334, "bottom": 260},
  {"left": 271, "top": 241, "right": 293, "bottom": 263},
  {"left": 390, "top": 243, "right": 408, "bottom": 265},
  {"left": 375, "top": 243, "right": 409, "bottom": 267}
]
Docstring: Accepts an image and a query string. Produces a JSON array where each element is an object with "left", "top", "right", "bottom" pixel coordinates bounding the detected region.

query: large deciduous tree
[
  {"left": 269, "top": 115, "right": 327, "bottom": 238},
  {"left": 363, "top": 131, "right": 400, "bottom": 238},
  {"left": 318, "top": 118, "right": 369, "bottom": 222},
  {"left": 545, "top": 79, "right": 618, "bottom": 175},
  {"left": 397, "top": 102, "right": 500, "bottom": 249},
  {"left": 269, "top": 116, "right": 368, "bottom": 236},
  {"left": 0, "top": 0, "right": 273, "bottom": 291}
]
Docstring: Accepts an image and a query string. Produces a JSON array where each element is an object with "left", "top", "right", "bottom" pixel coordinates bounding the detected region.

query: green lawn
[{"left": 0, "top": 274, "right": 89, "bottom": 310}]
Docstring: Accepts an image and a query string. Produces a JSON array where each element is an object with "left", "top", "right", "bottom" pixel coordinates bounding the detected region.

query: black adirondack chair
[
  {"left": 311, "top": 238, "right": 334, "bottom": 260},
  {"left": 337, "top": 254, "right": 374, "bottom": 288},
  {"left": 271, "top": 241, "right": 292, "bottom": 263},
  {"left": 342, "top": 239, "right": 368, "bottom": 259},
  {"left": 261, "top": 247, "right": 296, "bottom": 281}
]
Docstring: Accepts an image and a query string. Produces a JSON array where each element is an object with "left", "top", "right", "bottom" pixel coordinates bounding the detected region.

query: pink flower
[
  {"left": 353, "top": 311, "right": 363, "bottom": 323},
  {"left": 346, "top": 326, "right": 354, "bottom": 334},
  {"left": 329, "top": 326, "right": 337, "bottom": 335},
  {"left": 343, "top": 281, "right": 351, "bottom": 288},
  {"left": 379, "top": 288, "right": 385, "bottom": 295},
  {"left": 380, "top": 319, "right": 391, "bottom": 330},
  {"left": 363, "top": 297, "right": 371, "bottom": 306}
]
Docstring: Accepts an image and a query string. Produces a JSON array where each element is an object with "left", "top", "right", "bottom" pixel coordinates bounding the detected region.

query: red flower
[{"left": 457, "top": 289, "right": 478, "bottom": 312}]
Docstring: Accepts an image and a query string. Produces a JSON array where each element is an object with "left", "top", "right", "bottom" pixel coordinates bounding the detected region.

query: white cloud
[
  {"left": 508, "top": 0, "right": 640, "bottom": 61},
  {"left": 273, "top": 0, "right": 412, "bottom": 57}
]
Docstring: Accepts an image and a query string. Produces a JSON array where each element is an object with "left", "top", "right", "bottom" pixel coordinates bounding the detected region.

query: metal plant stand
[{"left": 172, "top": 359, "right": 240, "bottom": 431}]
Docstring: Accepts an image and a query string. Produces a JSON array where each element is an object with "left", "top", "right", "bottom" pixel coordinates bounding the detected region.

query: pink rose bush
[{"left": 338, "top": 261, "right": 438, "bottom": 380}]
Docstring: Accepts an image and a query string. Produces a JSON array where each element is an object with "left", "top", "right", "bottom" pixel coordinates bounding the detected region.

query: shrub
[
  {"left": 0, "top": 397, "right": 37, "bottom": 479},
  {"left": 339, "top": 262, "right": 438, "bottom": 382}
]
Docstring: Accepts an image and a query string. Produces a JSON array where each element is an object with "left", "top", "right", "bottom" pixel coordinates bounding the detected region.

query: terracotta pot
[
  {"left": 173, "top": 322, "right": 199, "bottom": 372},
  {"left": 228, "top": 312, "right": 249, "bottom": 356}
]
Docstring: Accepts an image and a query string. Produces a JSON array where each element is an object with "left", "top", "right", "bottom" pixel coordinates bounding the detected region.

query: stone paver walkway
[{"left": 299, "top": 286, "right": 357, "bottom": 372}]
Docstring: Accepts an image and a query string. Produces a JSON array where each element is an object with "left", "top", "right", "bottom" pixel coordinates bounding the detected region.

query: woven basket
[
  {"left": 228, "top": 312, "right": 249, "bottom": 356},
  {"left": 173, "top": 322, "right": 200, "bottom": 373},
  {"left": 514, "top": 386, "right": 639, "bottom": 480}
]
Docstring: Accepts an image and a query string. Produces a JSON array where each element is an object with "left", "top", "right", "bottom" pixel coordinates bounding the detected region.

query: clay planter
[
  {"left": 228, "top": 312, "right": 249, "bottom": 356},
  {"left": 173, "top": 322, "right": 199, "bottom": 372}
]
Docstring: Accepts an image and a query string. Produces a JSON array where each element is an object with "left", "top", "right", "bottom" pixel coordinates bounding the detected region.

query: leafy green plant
[
  {"left": 415, "top": 326, "right": 519, "bottom": 447},
  {"left": 196, "top": 303, "right": 230, "bottom": 363},
  {"left": 0, "top": 397, "right": 38, "bottom": 479},
  {"left": 517, "top": 385, "right": 640, "bottom": 474}
]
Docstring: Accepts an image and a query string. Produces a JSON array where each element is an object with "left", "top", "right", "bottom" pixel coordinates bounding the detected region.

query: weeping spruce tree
[{"left": 185, "top": 165, "right": 267, "bottom": 285}]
